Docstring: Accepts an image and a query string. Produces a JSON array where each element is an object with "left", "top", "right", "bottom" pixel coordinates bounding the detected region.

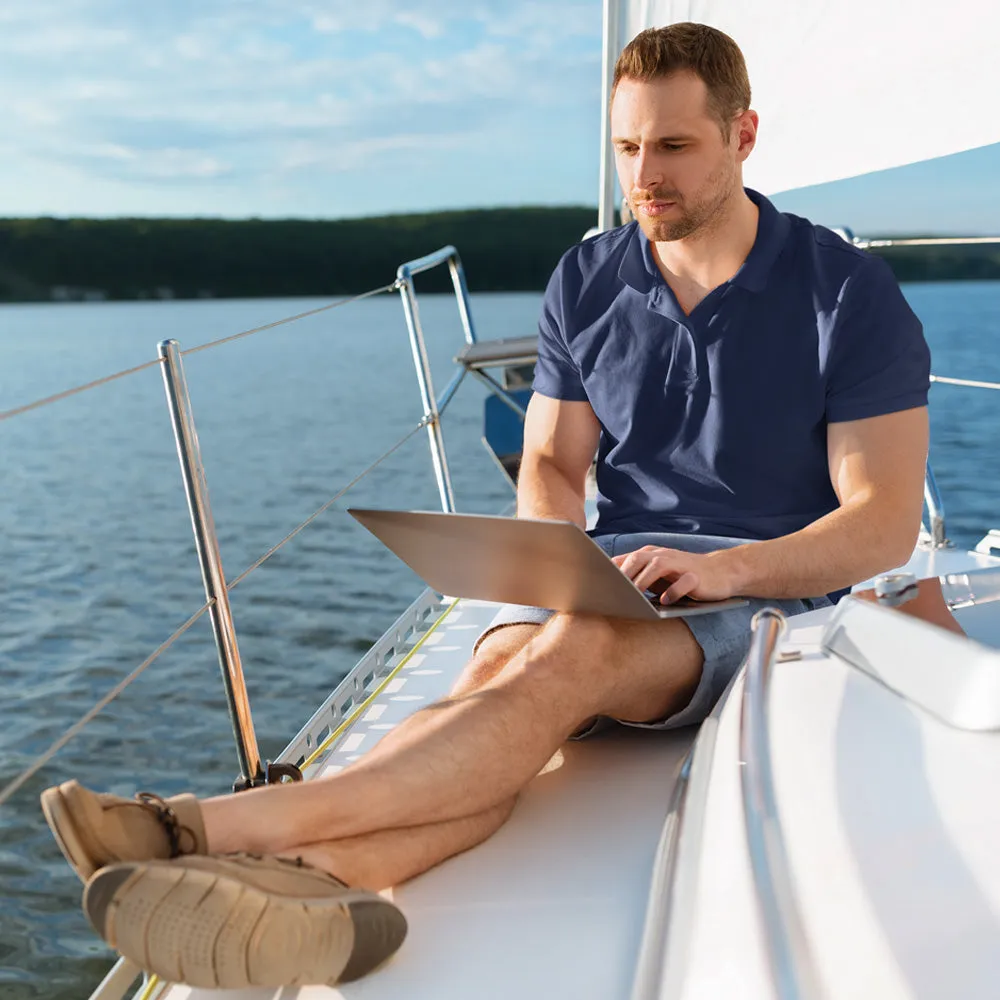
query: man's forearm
[
  {"left": 723, "top": 494, "right": 921, "bottom": 598},
  {"left": 516, "top": 455, "right": 587, "bottom": 528}
]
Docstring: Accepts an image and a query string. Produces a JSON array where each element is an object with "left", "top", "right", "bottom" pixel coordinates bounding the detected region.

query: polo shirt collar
[
  {"left": 617, "top": 188, "right": 790, "bottom": 295},
  {"left": 730, "top": 188, "right": 790, "bottom": 292},
  {"left": 617, "top": 222, "right": 658, "bottom": 294}
]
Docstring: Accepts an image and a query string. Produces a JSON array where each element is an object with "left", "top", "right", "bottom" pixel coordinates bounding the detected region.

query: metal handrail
[
  {"left": 395, "top": 245, "right": 478, "bottom": 346},
  {"left": 931, "top": 374, "right": 1000, "bottom": 391},
  {"left": 923, "top": 463, "right": 949, "bottom": 549},
  {"left": 630, "top": 751, "right": 693, "bottom": 1000},
  {"left": 395, "top": 245, "right": 479, "bottom": 513},
  {"left": 858, "top": 236, "right": 1000, "bottom": 249},
  {"left": 434, "top": 368, "right": 468, "bottom": 419},
  {"left": 468, "top": 369, "right": 529, "bottom": 419},
  {"left": 630, "top": 669, "right": 736, "bottom": 1000},
  {"left": 597, "top": 0, "right": 620, "bottom": 233},
  {"left": 739, "top": 608, "right": 824, "bottom": 1000},
  {"left": 159, "top": 340, "right": 263, "bottom": 788}
]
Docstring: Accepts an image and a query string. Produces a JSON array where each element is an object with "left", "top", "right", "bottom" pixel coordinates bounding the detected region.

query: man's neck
[{"left": 650, "top": 189, "right": 759, "bottom": 314}]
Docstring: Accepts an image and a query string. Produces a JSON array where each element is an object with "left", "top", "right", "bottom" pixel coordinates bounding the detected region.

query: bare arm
[
  {"left": 616, "top": 407, "right": 929, "bottom": 601},
  {"left": 726, "top": 406, "right": 929, "bottom": 596},
  {"left": 516, "top": 393, "right": 601, "bottom": 529}
]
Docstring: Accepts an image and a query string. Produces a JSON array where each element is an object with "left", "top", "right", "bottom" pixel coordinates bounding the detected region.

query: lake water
[{"left": 2, "top": 283, "right": 1000, "bottom": 998}]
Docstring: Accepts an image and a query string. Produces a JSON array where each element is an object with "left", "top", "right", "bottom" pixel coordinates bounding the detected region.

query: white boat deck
[{"left": 164, "top": 597, "right": 695, "bottom": 1000}]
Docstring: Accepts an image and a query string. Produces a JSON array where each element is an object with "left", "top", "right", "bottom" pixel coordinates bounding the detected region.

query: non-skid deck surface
[{"left": 166, "top": 598, "right": 692, "bottom": 1000}]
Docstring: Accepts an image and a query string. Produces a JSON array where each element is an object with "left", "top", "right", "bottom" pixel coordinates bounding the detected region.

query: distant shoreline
[{"left": 2, "top": 208, "right": 998, "bottom": 303}]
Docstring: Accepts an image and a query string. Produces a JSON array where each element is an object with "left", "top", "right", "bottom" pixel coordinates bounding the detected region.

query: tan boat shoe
[
  {"left": 40, "top": 780, "right": 206, "bottom": 882},
  {"left": 83, "top": 853, "right": 407, "bottom": 988}
]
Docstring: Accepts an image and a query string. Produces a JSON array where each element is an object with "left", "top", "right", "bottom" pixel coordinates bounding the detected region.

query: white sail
[{"left": 612, "top": 0, "right": 1000, "bottom": 196}]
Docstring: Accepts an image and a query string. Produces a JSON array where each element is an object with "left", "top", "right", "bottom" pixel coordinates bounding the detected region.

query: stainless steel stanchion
[
  {"left": 923, "top": 463, "right": 949, "bottom": 549},
  {"left": 396, "top": 275, "right": 456, "bottom": 513},
  {"left": 158, "top": 339, "right": 265, "bottom": 789}
]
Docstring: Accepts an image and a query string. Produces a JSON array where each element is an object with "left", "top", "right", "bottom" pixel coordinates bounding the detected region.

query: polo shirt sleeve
[
  {"left": 532, "top": 256, "right": 589, "bottom": 402},
  {"left": 825, "top": 255, "right": 931, "bottom": 423}
]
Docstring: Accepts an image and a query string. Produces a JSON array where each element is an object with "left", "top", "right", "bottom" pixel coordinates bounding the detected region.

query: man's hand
[{"left": 612, "top": 546, "right": 741, "bottom": 604}]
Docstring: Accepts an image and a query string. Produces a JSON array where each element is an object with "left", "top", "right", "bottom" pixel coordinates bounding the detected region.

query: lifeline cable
[
  {"left": 0, "top": 603, "right": 213, "bottom": 807},
  {"left": 0, "top": 282, "right": 398, "bottom": 425},
  {"left": 226, "top": 419, "right": 425, "bottom": 590},
  {"left": 0, "top": 419, "right": 427, "bottom": 807}
]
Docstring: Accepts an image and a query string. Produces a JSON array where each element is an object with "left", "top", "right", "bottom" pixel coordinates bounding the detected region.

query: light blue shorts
[{"left": 474, "top": 531, "right": 831, "bottom": 734}]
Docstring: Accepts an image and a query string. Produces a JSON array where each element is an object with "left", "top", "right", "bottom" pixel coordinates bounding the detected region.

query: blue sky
[{"left": 2, "top": 0, "right": 998, "bottom": 235}]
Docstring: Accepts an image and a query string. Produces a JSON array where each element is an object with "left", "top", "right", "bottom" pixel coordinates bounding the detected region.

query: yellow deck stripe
[
  {"left": 298, "top": 598, "right": 460, "bottom": 773},
  {"left": 133, "top": 975, "right": 160, "bottom": 1000},
  {"left": 122, "top": 601, "right": 460, "bottom": 996}
]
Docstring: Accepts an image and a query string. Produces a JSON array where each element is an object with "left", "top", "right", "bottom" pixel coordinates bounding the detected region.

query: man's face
[{"left": 611, "top": 71, "right": 752, "bottom": 242}]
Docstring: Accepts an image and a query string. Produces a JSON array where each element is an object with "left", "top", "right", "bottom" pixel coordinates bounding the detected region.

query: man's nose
[{"left": 633, "top": 146, "right": 662, "bottom": 192}]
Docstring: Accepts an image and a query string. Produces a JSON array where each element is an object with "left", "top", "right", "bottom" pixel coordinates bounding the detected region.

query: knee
[
  {"left": 544, "top": 613, "right": 619, "bottom": 659},
  {"left": 453, "top": 650, "right": 506, "bottom": 695},
  {"left": 527, "top": 613, "right": 620, "bottom": 686},
  {"left": 452, "top": 623, "right": 540, "bottom": 696}
]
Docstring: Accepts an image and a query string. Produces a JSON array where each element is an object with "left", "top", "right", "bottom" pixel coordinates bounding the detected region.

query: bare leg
[
  {"left": 283, "top": 799, "right": 517, "bottom": 891},
  {"left": 348, "top": 622, "right": 542, "bottom": 771},
  {"left": 270, "top": 629, "right": 534, "bottom": 889},
  {"left": 201, "top": 613, "right": 701, "bottom": 855},
  {"left": 449, "top": 623, "right": 542, "bottom": 697}
]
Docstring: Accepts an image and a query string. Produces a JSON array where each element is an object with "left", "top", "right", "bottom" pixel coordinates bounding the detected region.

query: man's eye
[
  {"left": 616, "top": 145, "right": 638, "bottom": 156},
  {"left": 664, "top": 144, "right": 685, "bottom": 152}
]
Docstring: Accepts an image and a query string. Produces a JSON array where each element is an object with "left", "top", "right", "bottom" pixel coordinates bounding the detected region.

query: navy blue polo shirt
[{"left": 533, "top": 189, "right": 930, "bottom": 541}]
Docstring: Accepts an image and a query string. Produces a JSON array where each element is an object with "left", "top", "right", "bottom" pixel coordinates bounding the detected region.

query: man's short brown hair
[{"left": 612, "top": 22, "right": 751, "bottom": 135}]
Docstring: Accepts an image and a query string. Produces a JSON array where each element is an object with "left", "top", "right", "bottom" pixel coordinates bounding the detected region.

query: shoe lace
[
  {"left": 241, "top": 851, "right": 347, "bottom": 886},
  {"left": 131, "top": 792, "right": 198, "bottom": 858}
]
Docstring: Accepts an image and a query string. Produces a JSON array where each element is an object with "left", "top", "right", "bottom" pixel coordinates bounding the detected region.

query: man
[{"left": 40, "top": 22, "right": 929, "bottom": 990}]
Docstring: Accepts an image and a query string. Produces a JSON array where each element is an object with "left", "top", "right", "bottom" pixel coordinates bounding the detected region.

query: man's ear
[{"left": 735, "top": 109, "right": 759, "bottom": 159}]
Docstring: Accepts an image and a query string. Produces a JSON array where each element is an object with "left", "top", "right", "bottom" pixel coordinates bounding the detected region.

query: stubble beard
[{"left": 631, "top": 157, "right": 740, "bottom": 244}]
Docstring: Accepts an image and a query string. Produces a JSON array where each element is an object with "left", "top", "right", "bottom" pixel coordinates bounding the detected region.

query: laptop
[{"left": 348, "top": 508, "right": 748, "bottom": 621}]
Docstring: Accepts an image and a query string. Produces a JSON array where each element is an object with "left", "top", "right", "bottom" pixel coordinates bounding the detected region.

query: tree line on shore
[{"left": 1, "top": 208, "right": 998, "bottom": 303}]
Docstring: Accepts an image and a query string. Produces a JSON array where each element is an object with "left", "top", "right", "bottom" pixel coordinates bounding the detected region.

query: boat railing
[
  {"left": 923, "top": 462, "right": 948, "bottom": 549},
  {"left": 395, "top": 244, "right": 477, "bottom": 513},
  {"left": 740, "top": 609, "right": 825, "bottom": 1000},
  {"left": 0, "top": 247, "right": 502, "bottom": 813}
]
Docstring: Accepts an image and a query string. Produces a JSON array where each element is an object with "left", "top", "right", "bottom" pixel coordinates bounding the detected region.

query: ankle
[{"left": 282, "top": 846, "right": 357, "bottom": 888}]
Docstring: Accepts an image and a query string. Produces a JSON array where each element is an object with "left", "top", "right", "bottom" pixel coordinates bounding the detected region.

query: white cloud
[
  {"left": 5, "top": 97, "right": 62, "bottom": 126},
  {"left": 77, "top": 144, "right": 231, "bottom": 179},
  {"left": 0, "top": 0, "right": 603, "bottom": 217},
  {"left": 393, "top": 11, "right": 446, "bottom": 39}
]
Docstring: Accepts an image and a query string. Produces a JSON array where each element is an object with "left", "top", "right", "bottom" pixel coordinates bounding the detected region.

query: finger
[
  {"left": 660, "top": 571, "right": 699, "bottom": 604},
  {"left": 616, "top": 546, "right": 676, "bottom": 580},
  {"left": 615, "top": 550, "right": 651, "bottom": 579},
  {"left": 633, "top": 561, "right": 673, "bottom": 593}
]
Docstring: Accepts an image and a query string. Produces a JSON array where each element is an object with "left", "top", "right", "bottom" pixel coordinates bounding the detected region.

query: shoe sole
[
  {"left": 84, "top": 861, "right": 407, "bottom": 988},
  {"left": 40, "top": 782, "right": 96, "bottom": 881}
]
